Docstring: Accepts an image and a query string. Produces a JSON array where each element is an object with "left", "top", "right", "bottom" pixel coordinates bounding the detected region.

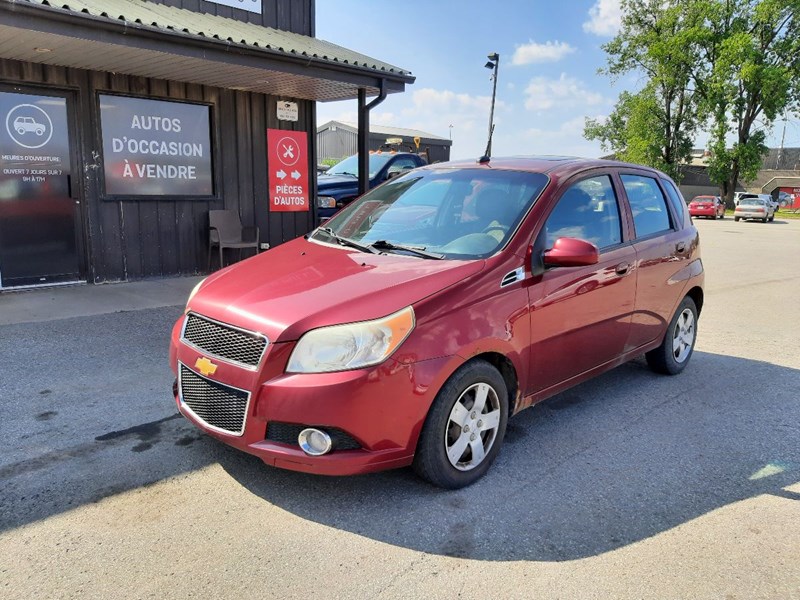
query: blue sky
[{"left": 316, "top": 0, "right": 798, "bottom": 161}]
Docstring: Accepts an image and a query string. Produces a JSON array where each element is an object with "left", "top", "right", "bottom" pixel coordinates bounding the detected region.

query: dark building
[
  {"left": 317, "top": 120, "right": 452, "bottom": 164},
  {"left": 0, "top": 0, "right": 413, "bottom": 289}
]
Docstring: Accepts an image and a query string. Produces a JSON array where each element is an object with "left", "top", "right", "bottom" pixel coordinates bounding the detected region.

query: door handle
[
  {"left": 615, "top": 262, "right": 631, "bottom": 276},
  {"left": 676, "top": 242, "right": 686, "bottom": 253}
]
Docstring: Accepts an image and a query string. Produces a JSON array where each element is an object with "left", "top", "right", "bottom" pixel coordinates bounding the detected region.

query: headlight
[
  {"left": 287, "top": 306, "right": 415, "bottom": 373},
  {"left": 317, "top": 196, "right": 337, "bottom": 209},
  {"left": 185, "top": 278, "right": 206, "bottom": 311}
]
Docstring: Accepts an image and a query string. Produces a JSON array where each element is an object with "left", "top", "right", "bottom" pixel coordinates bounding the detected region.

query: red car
[
  {"left": 170, "top": 157, "right": 704, "bottom": 488},
  {"left": 688, "top": 195, "right": 725, "bottom": 219}
]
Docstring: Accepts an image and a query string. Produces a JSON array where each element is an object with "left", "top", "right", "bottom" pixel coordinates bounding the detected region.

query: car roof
[{"left": 426, "top": 156, "right": 666, "bottom": 178}]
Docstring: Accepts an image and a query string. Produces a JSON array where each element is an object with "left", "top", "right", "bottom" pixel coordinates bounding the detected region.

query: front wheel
[
  {"left": 413, "top": 360, "right": 509, "bottom": 489},
  {"left": 646, "top": 296, "right": 698, "bottom": 375}
]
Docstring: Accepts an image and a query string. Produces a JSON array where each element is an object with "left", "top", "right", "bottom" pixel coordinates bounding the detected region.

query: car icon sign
[{"left": 13, "top": 116, "right": 46, "bottom": 136}]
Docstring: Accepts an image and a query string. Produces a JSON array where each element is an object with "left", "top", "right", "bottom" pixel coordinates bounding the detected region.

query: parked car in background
[
  {"left": 688, "top": 195, "right": 725, "bottom": 219},
  {"left": 734, "top": 197, "right": 775, "bottom": 222},
  {"left": 737, "top": 192, "right": 778, "bottom": 213},
  {"left": 316, "top": 151, "right": 427, "bottom": 221},
  {"left": 172, "top": 156, "right": 704, "bottom": 489}
]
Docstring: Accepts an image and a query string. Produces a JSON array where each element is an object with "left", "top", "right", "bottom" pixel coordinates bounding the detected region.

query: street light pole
[{"left": 482, "top": 52, "right": 499, "bottom": 162}]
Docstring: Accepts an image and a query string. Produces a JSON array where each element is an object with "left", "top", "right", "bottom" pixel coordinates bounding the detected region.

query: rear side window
[
  {"left": 545, "top": 175, "right": 622, "bottom": 250},
  {"left": 661, "top": 179, "right": 686, "bottom": 224},
  {"left": 621, "top": 175, "right": 672, "bottom": 238}
]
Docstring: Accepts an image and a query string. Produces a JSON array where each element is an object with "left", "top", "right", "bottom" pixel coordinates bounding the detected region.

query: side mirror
[{"left": 543, "top": 237, "right": 599, "bottom": 267}]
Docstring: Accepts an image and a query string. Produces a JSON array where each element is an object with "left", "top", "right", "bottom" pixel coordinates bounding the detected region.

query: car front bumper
[{"left": 170, "top": 316, "right": 449, "bottom": 476}]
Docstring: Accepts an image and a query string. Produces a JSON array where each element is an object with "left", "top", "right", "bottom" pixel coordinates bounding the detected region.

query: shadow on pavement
[{"left": 217, "top": 352, "right": 799, "bottom": 561}]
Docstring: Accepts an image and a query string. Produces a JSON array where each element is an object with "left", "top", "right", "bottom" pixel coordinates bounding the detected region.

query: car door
[
  {"left": 619, "top": 172, "right": 691, "bottom": 351},
  {"left": 527, "top": 173, "right": 637, "bottom": 395}
]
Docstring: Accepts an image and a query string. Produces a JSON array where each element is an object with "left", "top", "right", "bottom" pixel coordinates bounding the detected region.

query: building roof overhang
[{"left": 0, "top": 0, "right": 414, "bottom": 101}]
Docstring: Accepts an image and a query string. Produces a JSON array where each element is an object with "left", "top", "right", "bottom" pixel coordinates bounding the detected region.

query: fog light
[{"left": 298, "top": 428, "right": 333, "bottom": 456}]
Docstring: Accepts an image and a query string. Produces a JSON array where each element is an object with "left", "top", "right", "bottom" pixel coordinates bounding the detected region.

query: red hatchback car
[
  {"left": 170, "top": 157, "right": 704, "bottom": 488},
  {"left": 688, "top": 195, "right": 725, "bottom": 219}
]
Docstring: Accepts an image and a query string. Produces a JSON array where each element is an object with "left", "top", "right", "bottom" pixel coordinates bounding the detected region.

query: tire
[
  {"left": 762, "top": 217, "right": 768, "bottom": 223},
  {"left": 719, "top": 212, "right": 724, "bottom": 219},
  {"left": 646, "top": 296, "right": 698, "bottom": 375},
  {"left": 768, "top": 215, "right": 774, "bottom": 222},
  {"left": 413, "top": 360, "right": 509, "bottom": 489},
  {"left": 734, "top": 217, "right": 740, "bottom": 222}
]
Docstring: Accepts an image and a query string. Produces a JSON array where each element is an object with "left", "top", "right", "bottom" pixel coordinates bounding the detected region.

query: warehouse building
[
  {"left": 317, "top": 120, "right": 452, "bottom": 164},
  {"left": 0, "top": 0, "right": 413, "bottom": 289}
]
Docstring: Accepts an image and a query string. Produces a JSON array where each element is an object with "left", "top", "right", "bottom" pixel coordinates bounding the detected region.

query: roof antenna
[{"left": 479, "top": 52, "right": 499, "bottom": 164}]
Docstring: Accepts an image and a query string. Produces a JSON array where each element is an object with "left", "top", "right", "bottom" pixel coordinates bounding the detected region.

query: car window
[
  {"left": 662, "top": 179, "right": 686, "bottom": 222},
  {"left": 544, "top": 175, "right": 622, "bottom": 250},
  {"left": 621, "top": 174, "right": 672, "bottom": 238},
  {"left": 739, "top": 198, "right": 764, "bottom": 206},
  {"left": 387, "top": 156, "right": 419, "bottom": 175},
  {"left": 316, "top": 168, "right": 548, "bottom": 260},
  {"left": 326, "top": 154, "right": 392, "bottom": 179}
]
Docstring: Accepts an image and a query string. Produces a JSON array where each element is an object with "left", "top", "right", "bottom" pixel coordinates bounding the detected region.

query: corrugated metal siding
[
  {"left": 0, "top": 57, "right": 315, "bottom": 283},
  {"left": 146, "top": 0, "right": 312, "bottom": 34},
  {"left": 318, "top": 128, "right": 356, "bottom": 162}
]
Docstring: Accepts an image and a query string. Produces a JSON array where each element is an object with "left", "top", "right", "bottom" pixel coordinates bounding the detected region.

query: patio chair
[{"left": 208, "top": 210, "right": 260, "bottom": 270}]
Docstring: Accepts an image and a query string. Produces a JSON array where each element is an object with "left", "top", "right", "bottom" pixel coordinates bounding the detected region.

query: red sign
[
  {"left": 267, "top": 129, "right": 309, "bottom": 212},
  {"left": 779, "top": 186, "right": 800, "bottom": 210}
]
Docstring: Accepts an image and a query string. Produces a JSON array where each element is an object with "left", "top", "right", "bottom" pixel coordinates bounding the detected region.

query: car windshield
[
  {"left": 311, "top": 168, "right": 549, "bottom": 260},
  {"left": 325, "top": 154, "right": 393, "bottom": 179},
  {"left": 739, "top": 199, "right": 764, "bottom": 206}
]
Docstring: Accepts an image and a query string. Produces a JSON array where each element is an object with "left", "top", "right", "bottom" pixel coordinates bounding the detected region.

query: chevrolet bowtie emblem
[{"left": 195, "top": 357, "right": 218, "bottom": 377}]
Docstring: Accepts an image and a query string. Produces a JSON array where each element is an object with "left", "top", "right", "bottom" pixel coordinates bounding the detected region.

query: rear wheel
[
  {"left": 762, "top": 217, "right": 768, "bottom": 223},
  {"left": 646, "top": 296, "right": 698, "bottom": 375},
  {"left": 413, "top": 360, "right": 508, "bottom": 489},
  {"left": 734, "top": 217, "right": 740, "bottom": 222}
]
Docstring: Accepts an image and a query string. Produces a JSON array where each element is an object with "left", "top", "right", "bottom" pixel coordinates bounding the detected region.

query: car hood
[
  {"left": 189, "top": 237, "right": 485, "bottom": 343},
  {"left": 317, "top": 174, "right": 361, "bottom": 190}
]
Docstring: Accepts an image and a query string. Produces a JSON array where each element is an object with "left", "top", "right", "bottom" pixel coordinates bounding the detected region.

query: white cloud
[
  {"left": 524, "top": 74, "right": 607, "bottom": 111},
  {"left": 511, "top": 40, "right": 576, "bottom": 65},
  {"left": 583, "top": 0, "right": 622, "bottom": 36},
  {"left": 518, "top": 116, "right": 607, "bottom": 157}
]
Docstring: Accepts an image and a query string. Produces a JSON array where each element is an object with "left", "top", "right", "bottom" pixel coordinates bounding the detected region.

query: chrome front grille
[
  {"left": 182, "top": 313, "right": 268, "bottom": 368},
  {"left": 179, "top": 364, "right": 250, "bottom": 436}
]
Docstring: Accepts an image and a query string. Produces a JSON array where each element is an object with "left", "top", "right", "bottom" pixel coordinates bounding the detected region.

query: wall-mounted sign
[
  {"left": 1, "top": 92, "right": 69, "bottom": 189},
  {"left": 99, "top": 95, "right": 213, "bottom": 197},
  {"left": 267, "top": 129, "right": 309, "bottom": 212},
  {"left": 277, "top": 101, "right": 298, "bottom": 122},
  {"left": 206, "top": 0, "right": 261, "bottom": 14}
]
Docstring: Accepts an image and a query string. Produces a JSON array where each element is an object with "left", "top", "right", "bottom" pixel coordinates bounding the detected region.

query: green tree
[
  {"left": 693, "top": 0, "right": 800, "bottom": 205},
  {"left": 584, "top": 0, "right": 701, "bottom": 181}
]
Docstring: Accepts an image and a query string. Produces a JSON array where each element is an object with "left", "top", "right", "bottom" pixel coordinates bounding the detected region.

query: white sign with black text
[{"left": 277, "top": 101, "right": 299, "bottom": 122}]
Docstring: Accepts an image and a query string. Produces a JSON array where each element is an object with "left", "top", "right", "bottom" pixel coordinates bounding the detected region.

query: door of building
[{"left": 0, "top": 88, "right": 83, "bottom": 288}]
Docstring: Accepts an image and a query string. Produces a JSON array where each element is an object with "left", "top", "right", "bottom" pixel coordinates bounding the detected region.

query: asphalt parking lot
[{"left": 1, "top": 218, "right": 799, "bottom": 599}]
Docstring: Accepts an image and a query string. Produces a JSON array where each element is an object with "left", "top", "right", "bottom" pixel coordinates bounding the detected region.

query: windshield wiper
[
  {"left": 369, "top": 240, "right": 444, "bottom": 260},
  {"left": 334, "top": 171, "right": 358, "bottom": 177},
  {"left": 315, "top": 227, "right": 380, "bottom": 254}
]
